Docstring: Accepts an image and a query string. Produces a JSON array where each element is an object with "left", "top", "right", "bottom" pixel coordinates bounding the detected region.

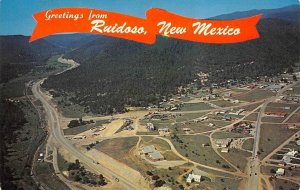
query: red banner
[{"left": 30, "top": 8, "right": 261, "bottom": 44}]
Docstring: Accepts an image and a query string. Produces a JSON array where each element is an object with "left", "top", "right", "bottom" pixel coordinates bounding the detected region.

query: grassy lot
[
  {"left": 136, "top": 131, "right": 159, "bottom": 135},
  {"left": 230, "top": 88, "right": 250, "bottom": 93},
  {"left": 175, "top": 112, "right": 209, "bottom": 122},
  {"left": 210, "top": 100, "right": 235, "bottom": 107},
  {"left": 236, "top": 102, "right": 262, "bottom": 112},
  {"left": 63, "top": 120, "right": 109, "bottom": 135},
  {"left": 259, "top": 124, "right": 297, "bottom": 159},
  {"left": 212, "top": 131, "right": 250, "bottom": 139},
  {"left": 291, "top": 85, "right": 300, "bottom": 94},
  {"left": 35, "top": 162, "right": 71, "bottom": 190},
  {"left": 150, "top": 119, "right": 174, "bottom": 128},
  {"left": 172, "top": 120, "right": 230, "bottom": 135},
  {"left": 57, "top": 152, "right": 72, "bottom": 171},
  {"left": 287, "top": 113, "right": 300, "bottom": 123},
  {"left": 180, "top": 102, "right": 213, "bottom": 111},
  {"left": 273, "top": 178, "right": 299, "bottom": 190},
  {"left": 244, "top": 113, "right": 258, "bottom": 121},
  {"left": 96, "top": 137, "right": 155, "bottom": 176},
  {"left": 194, "top": 176, "right": 241, "bottom": 190},
  {"left": 142, "top": 137, "right": 171, "bottom": 151},
  {"left": 265, "top": 103, "right": 299, "bottom": 114},
  {"left": 235, "top": 89, "right": 275, "bottom": 102},
  {"left": 149, "top": 164, "right": 191, "bottom": 190},
  {"left": 172, "top": 122, "right": 212, "bottom": 134},
  {"left": 45, "top": 55, "right": 69, "bottom": 71},
  {"left": 242, "top": 138, "right": 254, "bottom": 151},
  {"left": 63, "top": 123, "right": 95, "bottom": 135},
  {"left": 170, "top": 135, "right": 235, "bottom": 172},
  {"left": 261, "top": 116, "right": 285, "bottom": 123},
  {"left": 218, "top": 149, "right": 251, "bottom": 172}
]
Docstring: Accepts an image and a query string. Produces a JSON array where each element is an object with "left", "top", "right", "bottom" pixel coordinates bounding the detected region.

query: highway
[{"left": 32, "top": 79, "right": 149, "bottom": 190}]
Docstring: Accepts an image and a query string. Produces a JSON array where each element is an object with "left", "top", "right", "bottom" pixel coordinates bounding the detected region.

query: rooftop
[{"left": 143, "top": 145, "right": 156, "bottom": 154}]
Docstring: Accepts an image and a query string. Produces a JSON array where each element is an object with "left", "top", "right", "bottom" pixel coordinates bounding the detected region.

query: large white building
[{"left": 186, "top": 168, "right": 202, "bottom": 183}]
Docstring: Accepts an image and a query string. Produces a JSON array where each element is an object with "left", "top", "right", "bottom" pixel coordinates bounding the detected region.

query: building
[
  {"left": 266, "top": 84, "right": 283, "bottom": 92},
  {"left": 142, "top": 145, "right": 164, "bottom": 161},
  {"left": 221, "top": 148, "right": 229, "bottom": 153},
  {"left": 142, "top": 145, "right": 156, "bottom": 154},
  {"left": 282, "top": 150, "right": 298, "bottom": 164},
  {"left": 149, "top": 151, "right": 164, "bottom": 161},
  {"left": 158, "top": 128, "right": 170, "bottom": 133},
  {"left": 182, "top": 128, "right": 191, "bottom": 132},
  {"left": 208, "top": 123, "right": 215, "bottom": 127},
  {"left": 288, "top": 125, "right": 300, "bottom": 130},
  {"left": 186, "top": 168, "right": 202, "bottom": 183},
  {"left": 265, "top": 112, "right": 287, "bottom": 117},
  {"left": 199, "top": 116, "right": 208, "bottom": 121},
  {"left": 276, "top": 168, "right": 285, "bottom": 176},
  {"left": 146, "top": 123, "right": 155, "bottom": 131},
  {"left": 222, "top": 115, "right": 232, "bottom": 121},
  {"left": 215, "top": 139, "right": 232, "bottom": 148}
]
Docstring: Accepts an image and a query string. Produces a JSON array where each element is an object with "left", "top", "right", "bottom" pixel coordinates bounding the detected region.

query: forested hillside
[
  {"left": 43, "top": 12, "right": 300, "bottom": 115},
  {"left": 0, "top": 35, "right": 64, "bottom": 83}
]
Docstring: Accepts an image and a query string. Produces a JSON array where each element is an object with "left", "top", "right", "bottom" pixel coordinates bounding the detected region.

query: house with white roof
[{"left": 186, "top": 168, "right": 202, "bottom": 183}]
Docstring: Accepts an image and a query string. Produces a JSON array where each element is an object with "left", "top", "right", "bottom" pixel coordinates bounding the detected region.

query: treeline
[
  {"left": 43, "top": 18, "right": 299, "bottom": 115},
  {"left": 67, "top": 118, "right": 94, "bottom": 128},
  {"left": 0, "top": 35, "right": 64, "bottom": 83}
]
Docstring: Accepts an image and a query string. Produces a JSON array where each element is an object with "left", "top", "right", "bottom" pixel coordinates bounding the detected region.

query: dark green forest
[
  {"left": 0, "top": 99, "right": 27, "bottom": 189},
  {"left": 0, "top": 35, "right": 64, "bottom": 83},
  {"left": 42, "top": 18, "right": 300, "bottom": 115}
]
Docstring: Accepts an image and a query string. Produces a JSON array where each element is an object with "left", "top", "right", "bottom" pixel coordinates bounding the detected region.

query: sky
[{"left": 0, "top": 0, "right": 298, "bottom": 35}]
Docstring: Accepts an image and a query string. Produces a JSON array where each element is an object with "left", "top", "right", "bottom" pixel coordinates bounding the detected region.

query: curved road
[{"left": 32, "top": 81, "right": 149, "bottom": 189}]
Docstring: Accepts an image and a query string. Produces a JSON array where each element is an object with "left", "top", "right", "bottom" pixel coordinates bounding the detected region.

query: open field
[
  {"left": 242, "top": 138, "right": 254, "bottom": 151},
  {"left": 35, "top": 162, "right": 71, "bottom": 190},
  {"left": 259, "top": 124, "right": 297, "bottom": 159},
  {"left": 142, "top": 137, "right": 171, "bottom": 151},
  {"left": 194, "top": 176, "right": 241, "bottom": 190},
  {"left": 180, "top": 102, "right": 213, "bottom": 111},
  {"left": 210, "top": 100, "right": 235, "bottom": 107},
  {"left": 244, "top": 113, "right": 258, "bottom": 121},
  {"left": 148, "top": 164, "right": 191, "bottom": 190},
  {"left": 218, "top": 149, "right": 251, "bottom": 172},
  {"left": 95, "top": 137, "right": 155, "bottom": 175},
  {"left": 63, "top": 120, "right": 109, "bottom": 135},
  {"left": 170, "top": 135, "right": 235, "bottom": 171},
  {"left": 136, "top": 131, "right": 159, "bottom": 135},
  {"left": 230, "top": 88, "right": 250, "bottom": 93},
  {"left": 212, "top": 131, "right": 250, "bottom": 139},
  {"left": 172, "top": 122, "right": 213, "bottom": 134},
  {"left": 272, "top": 178, "right": 299, "bottom": 190},
  {"left": 265, "top": 103, "right": 299, "bottom": 114},
  {"left": 63, "top": 123, "right": 95, "bottom": 135},
  {"left": 261, "top": 116, "right": 286, "bottom": 123},
  {"left": 235, "top": 102, "right": 262, "bottom": 112},
  {"left": 287, "top": 113, "right": 300, "bottom": 123},
  {"left": 45, "top": 55, "right": 70, "bottom": 71},
  {"left": 175, "top": 112, "right": 209, "bottom": 122},
  {"left": 235, "top": 89, "right": 275, "bottom": 102}
]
